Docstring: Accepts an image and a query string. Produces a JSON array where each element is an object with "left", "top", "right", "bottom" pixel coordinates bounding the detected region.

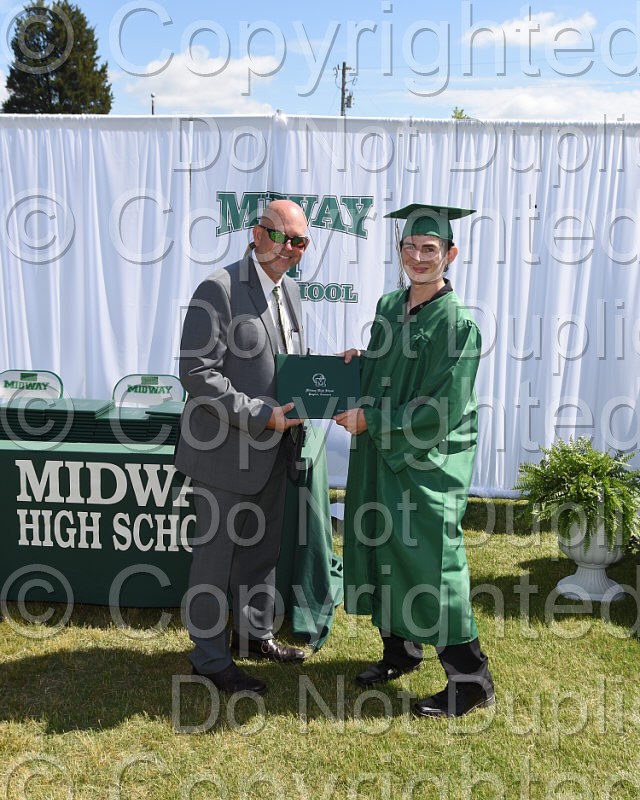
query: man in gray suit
[{"left": 176, "top": 199, "right": 309, "bottom": 695}]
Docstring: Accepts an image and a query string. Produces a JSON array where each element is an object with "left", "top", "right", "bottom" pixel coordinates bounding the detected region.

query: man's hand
[
  {"left": 265, "top": 402, "right": 304, "bottom": 431},
  {"left": 333, "top": 408, "right": 367, "bottom": 435},
  {"left": 340, "top": 348, "right": 360, "bottom": 364}
]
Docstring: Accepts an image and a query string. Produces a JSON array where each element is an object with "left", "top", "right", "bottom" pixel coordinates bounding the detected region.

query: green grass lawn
[{"left": 2, "top": 498, "right": 640, "bottom": 799}]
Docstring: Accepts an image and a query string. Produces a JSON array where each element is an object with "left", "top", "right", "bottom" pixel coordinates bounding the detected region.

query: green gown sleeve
[{"left": 362, "top": 318, "right": 481, "bottom": 474}]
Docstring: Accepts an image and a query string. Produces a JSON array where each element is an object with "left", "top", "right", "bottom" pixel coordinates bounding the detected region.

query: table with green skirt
[{"left": 0, "top": 425, "right": 342, "bottom": 649}]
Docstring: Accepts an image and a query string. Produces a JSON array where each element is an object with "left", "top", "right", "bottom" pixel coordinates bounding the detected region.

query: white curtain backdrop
[{"left": 1, "top": 114, "right": 639, "bottom": 494}]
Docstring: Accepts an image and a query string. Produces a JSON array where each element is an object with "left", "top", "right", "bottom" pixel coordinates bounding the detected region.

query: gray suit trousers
[{"left": 185, "top": 448, "right": 288, "bottom": 673}]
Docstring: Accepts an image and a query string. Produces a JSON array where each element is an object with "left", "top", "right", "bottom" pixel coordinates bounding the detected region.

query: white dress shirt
[{"left": 252, "top": 254, "right": 300, "bottom": 354}]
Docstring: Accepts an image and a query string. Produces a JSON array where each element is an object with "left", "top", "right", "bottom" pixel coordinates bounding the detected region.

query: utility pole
[{"left": 334, "top": 62, "right": 355, "bottom": 116}]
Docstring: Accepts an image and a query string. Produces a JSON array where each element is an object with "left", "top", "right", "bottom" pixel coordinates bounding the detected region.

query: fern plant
[{"left": 514, "top": 437, "right": 640, "bottom": 550}]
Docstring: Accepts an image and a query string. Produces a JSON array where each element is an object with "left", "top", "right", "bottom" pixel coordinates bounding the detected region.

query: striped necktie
[{"left": 272, "top": 285, "right": 291, "bottom": 354}]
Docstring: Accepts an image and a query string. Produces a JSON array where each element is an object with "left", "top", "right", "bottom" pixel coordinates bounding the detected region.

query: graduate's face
[{"left": 401, "top": 235, "right": 457, "bottom": 286}]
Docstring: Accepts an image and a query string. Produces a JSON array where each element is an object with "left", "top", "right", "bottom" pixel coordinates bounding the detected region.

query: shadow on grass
[
  {"left": 0, "top": 647, "right": 431, "bottom": 734},
  {"left": 471, "top": 553, "right": 639, "bottom": 628}
]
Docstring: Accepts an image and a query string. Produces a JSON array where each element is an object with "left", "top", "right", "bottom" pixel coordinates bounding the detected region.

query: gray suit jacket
[{"left": 175, "top": 256, "right": 305, "bottom": 494}]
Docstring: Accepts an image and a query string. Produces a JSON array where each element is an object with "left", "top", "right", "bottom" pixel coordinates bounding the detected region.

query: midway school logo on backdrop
[{"left": 216, "top": 191, "right": 374, "bottom": 239}]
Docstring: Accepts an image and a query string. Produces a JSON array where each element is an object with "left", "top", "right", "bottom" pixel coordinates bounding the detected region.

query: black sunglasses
[{"left": 258, "top": 225, "right": 309, "bottom": 249}]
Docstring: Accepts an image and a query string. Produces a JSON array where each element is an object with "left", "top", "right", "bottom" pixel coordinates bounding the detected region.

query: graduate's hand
[
  {"left": 339, "top": 348, "right": 360, "bottom": 364},
  {"left": 333, "top": 408, "right": 367, "bottom": 435},
  {"left": 266, "top": 403, "right": 304, "bottom": 431}
]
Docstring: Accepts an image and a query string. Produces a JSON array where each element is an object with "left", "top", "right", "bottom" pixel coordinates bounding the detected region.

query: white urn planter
[{"left": 556, "top": 521, "right": 625, "bottom": 602}]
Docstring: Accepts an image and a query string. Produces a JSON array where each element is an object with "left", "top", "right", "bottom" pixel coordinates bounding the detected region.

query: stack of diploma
[{"left": 0, "top": 396, "right": 184, "bottom": 446}]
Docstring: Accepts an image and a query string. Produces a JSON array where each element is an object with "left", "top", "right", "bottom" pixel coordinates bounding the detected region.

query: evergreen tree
[{"left": 3, "top": 1, "right": 112, "bottom": 113}]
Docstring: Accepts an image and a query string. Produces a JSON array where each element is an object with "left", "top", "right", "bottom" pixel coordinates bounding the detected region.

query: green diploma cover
[{"left": 276, "top": 354, "right": 360, "bottom": 418}]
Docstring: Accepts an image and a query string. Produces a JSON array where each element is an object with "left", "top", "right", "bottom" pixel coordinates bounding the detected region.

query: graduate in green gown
[{"left": 334, "top": 203, "right": 495, "bottom": 718}]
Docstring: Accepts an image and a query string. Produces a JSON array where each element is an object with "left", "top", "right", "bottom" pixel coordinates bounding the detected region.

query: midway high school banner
[{"left": 1, "top": 114, "right": 640, "bottom": 493}]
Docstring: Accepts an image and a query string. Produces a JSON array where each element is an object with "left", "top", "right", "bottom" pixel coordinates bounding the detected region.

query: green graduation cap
[{"left": 384, "top": 203, "right": 476, "bottom": 240}]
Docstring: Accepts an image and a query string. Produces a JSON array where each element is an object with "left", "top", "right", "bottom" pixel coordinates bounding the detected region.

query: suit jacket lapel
[{"left": 244, "top": 256, "right": 280, "bottom": 356}]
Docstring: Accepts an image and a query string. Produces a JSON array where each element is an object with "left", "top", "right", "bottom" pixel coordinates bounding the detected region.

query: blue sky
[{"left": 1, "top": 0, "right": 638, "bottom": 120}]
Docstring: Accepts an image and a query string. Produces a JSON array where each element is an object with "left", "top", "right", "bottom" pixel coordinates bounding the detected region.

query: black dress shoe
[
  {"left": 355, "top": 659, "right": 420, "bottom": 687},
  {"left": 192, "top": 662, "right": 267, "bottom": 695},
  {"left": 231, "top": 634, "right": 305, "bottom": 663},
  {"left": 412, "top": 683, "right": 495, "bottom": 718}
]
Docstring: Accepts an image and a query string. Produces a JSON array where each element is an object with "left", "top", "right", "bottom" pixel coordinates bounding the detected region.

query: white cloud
[
  {"left": 444, "top": 83, "right": 640, "bottom": 122},
  {"left": 117, "top": 46, "right": 277, "bottom": 115},
  {"left": 463, "top": 10, "right": 598, "bottom": 49}
]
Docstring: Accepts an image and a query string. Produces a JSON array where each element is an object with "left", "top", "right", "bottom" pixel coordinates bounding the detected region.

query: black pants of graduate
[{"left": 381, "top": 630, "right": 494, "bottom": 695}]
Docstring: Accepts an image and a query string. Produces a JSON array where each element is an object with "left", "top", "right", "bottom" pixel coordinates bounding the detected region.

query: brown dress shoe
[
  {"left": 192, "top": 662, "right": 267, "bottom": 695},
  {"left": 231, "top": 634, "right": 305, "bottom": 663}
]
